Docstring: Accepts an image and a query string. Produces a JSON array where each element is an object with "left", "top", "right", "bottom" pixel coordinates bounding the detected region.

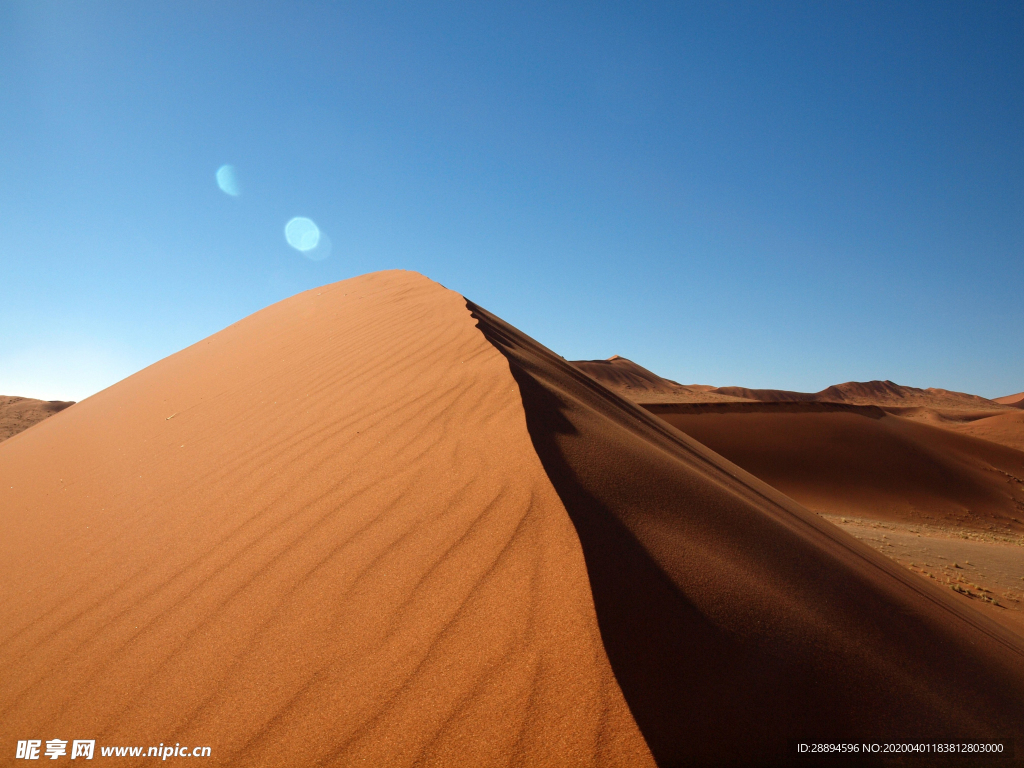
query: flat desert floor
[{"left": 824, "top": 515, "right": 1024, "bottom": 638}]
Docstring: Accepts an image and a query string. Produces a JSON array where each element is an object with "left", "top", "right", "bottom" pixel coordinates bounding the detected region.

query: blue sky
[{"left": 1, "top": 1, "right": 1021, "bottom": 401}]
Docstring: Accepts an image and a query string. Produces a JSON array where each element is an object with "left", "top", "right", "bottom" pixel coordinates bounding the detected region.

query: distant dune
[
  {"left": 0, "top": 396, "right": 74, "bottom": 442},
  {"left": 572, "top": 361, "right": 1012, "bottom": 414},
  {"left": 570, "top": 356, "right": 690, "bottom": 395},
  {"left": 648, "top": 402, "right": 1024, "bottom": 534},
  {"left": 572, "top": 363, "right": 1024, "bottom": 452},
  {"left": 713, "top": 379, "right": 1005, "bottom": 410},
  {"left": 996, "top": 391, "right": 1024, "bottom": 408},
  {"left": 570, "top": 357, "right": 746, "bottom": 404},
  {"left": 2, "top": 271, "right": 1023, "bottom": 766}
]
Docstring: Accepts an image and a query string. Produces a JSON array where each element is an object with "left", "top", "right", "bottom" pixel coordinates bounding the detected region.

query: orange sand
[
  {"left": 995, "top": 392, "right": 1024, "bottom": 407},
  {"left": 0, "top": 272, "right": 650, "bottom": 767}
]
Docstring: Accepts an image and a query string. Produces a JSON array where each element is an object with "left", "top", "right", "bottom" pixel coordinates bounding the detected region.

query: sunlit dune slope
[
  {"left": 0, "top": 271, "right": 652, "bottom": 768},
  {"left": 570, "top": 357, "right": 746, "bottom": 404},
  {"left": 0, "top": 396, "right": 75, "bottom": 442},
  {"left": 569, "top": 357, "right": 691, "bottom": 395},
  {"left": 995, "top": 391, "right": 1024, "bottom": 408},
  {"left": 648, "top": 403, "right": 1024, "bottom": 533},
  {"left": 470, "top": 306, "right": 1024, "bottom": 767}
]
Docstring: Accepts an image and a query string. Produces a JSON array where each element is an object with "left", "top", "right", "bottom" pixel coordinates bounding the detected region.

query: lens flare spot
[
  {"left": 216, "top": 165, "right": 240, "bottom": 196},
  {"left": 285, "top": 217, "right": 321, "bottom": 252},
  {"left": 305, "top": 231, "right": 332, "bottom": 261}
]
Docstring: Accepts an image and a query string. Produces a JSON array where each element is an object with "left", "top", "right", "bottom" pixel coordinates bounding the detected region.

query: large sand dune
[
  {"left": 0, "top": 272, "right": 650, "bottom": 767},
  {"left": 3, "top": 271, "right": 1023, "bottom": 766}
]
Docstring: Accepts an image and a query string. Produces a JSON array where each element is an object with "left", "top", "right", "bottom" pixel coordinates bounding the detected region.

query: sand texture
[
  {"left": 0, "top": 396, "right": 75, "bottom": 443},
  {"left": 650, "top": 403, "right": 1024, "bottom": 534},
  {"left": 0, "top": 272, "right": 651, "bottom": 767},
  {"left": 3, "top": 270, "right": 1024, "bottom": 767}
]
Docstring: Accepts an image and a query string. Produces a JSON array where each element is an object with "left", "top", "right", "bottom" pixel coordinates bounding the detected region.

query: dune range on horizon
[{"left": 2, "top": 270, "right": 1023, "bottom": 767}]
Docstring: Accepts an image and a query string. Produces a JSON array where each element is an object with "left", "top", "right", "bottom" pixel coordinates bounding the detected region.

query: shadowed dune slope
[
  {"left": 469, "top": 304, "right": 1024, "bottom": 768},
  {"left": 648, "top": 403, "right": 1024, "bottom": 533},
  {"left": 0, "top": 396, "right": 75, "bottom": 442},
  {"left": 0, "top": 271, "right": 652, "bottom": 768}
]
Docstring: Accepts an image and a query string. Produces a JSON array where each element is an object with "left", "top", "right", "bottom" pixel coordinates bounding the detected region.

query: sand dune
[
  {"left": 471, "top": 305, "right": 1024, "bottom": 766},
  {"left": 3, "top": 271, "right": 1023, "bottom": 767},
  {"left": 0, "top": 396, "right": 74, "bottom": 442},
  {"left": 570, "top": 356, "right": 691, "bottom": 395},
  {"left": 712, "top": 379, "right": 1006, "bottom": 410},
  {"left": 0, "top": 272, "right": 650, "bottom": 767},
  {"left": 570, "top": 357, "right": 746, "bottom": 404},
  {"left": 573, "top": 358, "right": 1024, "bottom": 478},
  {"left": 573, "top": 362, "right": 1015, "bottom": 423},
  {"left": 649, "top": 402, "right": 1024, "bottom": 534},
  {"left": 951, "top": 409, "right": 1024, "bottom": 453}
]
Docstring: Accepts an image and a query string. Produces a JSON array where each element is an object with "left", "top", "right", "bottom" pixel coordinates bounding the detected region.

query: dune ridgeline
[{"left": 2, "top": 271, "right": 1023, "bottom": 767}]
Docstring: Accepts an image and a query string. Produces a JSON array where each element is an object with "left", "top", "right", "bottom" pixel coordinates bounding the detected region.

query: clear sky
[{"left": 2, "top": 1, "right": 1021, "bottom": 401}]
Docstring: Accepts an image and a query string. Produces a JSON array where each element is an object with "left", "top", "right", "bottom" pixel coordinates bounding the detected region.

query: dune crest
[{"left": 0, "top": 271, "right": 650, "bottom": 767}]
